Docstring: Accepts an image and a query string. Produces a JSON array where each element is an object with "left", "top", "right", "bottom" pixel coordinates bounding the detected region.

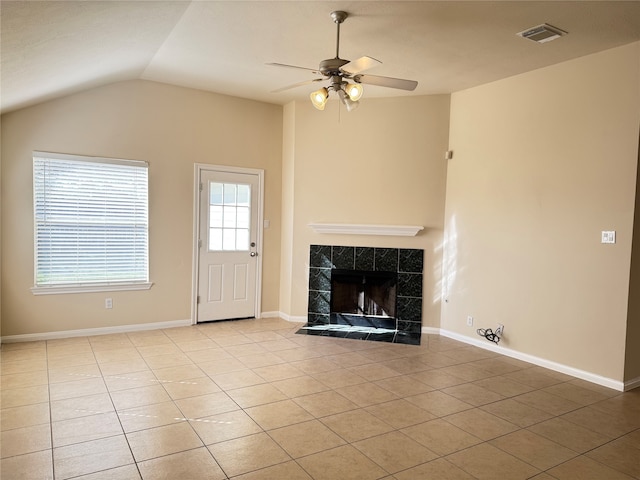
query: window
[
  {"left": 208, "top": 182, "right": 251, "bottom": 251},
  {"left": 32, "top": 152, "right": 151, "bottom": 294}
]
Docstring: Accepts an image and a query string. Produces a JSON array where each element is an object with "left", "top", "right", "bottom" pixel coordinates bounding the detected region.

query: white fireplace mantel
[{"left": 308, "top": 223, "right": 424, "bottom": 237}]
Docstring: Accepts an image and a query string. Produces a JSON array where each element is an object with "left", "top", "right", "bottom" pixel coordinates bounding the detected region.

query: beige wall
[
  {"left": 279, "top": 95, "right": 451, "bottom": 327},
  {"left": 0, "top": 121, "right": 3, "bottom": 338},
  {"left": 626, "top": 134, "right": 640, "bottom": 382},
  {"left": 278, "top": 102, "right": 296, "bottom": 316},
  {"left": 0, "top": 80, "right": 283, "bottom": 336},
  {"left": 443, "top": 42, "right": 640, "bottom": 382}
]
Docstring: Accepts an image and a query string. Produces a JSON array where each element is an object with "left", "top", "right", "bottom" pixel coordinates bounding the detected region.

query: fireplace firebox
[{"left": 330, "top": 269, "right": 397, "bottom": 330}]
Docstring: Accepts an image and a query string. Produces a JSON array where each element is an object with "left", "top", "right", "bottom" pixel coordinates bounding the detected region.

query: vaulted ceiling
[{"left": 2, "top": 1, "right": 639, "bottom": 114}]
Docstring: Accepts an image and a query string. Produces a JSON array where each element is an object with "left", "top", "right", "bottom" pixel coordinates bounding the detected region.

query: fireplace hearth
[{"left": 299, "top": 245, "right": 423, "bottom": 345}]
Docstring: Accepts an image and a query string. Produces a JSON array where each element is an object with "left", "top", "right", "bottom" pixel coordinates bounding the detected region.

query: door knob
[{"left": 250, "top": 252, "right": 258, "bottom": 257}]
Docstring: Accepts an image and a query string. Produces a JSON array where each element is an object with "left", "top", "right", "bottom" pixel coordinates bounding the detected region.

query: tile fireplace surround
[{"left": 300, "top": 245, "right": 424, "bottom": 345}]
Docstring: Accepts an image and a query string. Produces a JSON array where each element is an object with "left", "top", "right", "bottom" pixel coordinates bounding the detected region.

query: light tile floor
[{"left": 1, "top": 318, "right": 639, "bottom": 479}]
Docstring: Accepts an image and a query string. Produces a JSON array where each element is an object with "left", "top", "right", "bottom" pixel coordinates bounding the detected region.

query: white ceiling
[{"left": 2, "top": 1, "right": 639, "bottom": 114}]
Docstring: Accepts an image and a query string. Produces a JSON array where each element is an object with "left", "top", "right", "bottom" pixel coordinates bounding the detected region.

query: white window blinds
[{"left": 33, "top": 152, "right": 149, "bottom": 288}]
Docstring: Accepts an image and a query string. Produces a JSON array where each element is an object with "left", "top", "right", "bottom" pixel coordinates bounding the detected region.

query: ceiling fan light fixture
[
  {"left": 343, "top": 82, "right": 363, "bottom": 101},
  {"left": 345, "top": 98, "right": 360, "bottom": 112},
  {"left": 310, "top": 87, "right": 329, "bottom": 110},
  {"left": 337, "top": 89, "right": 360, "bottom": 112}
]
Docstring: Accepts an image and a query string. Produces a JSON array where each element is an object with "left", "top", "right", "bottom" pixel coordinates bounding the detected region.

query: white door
[{"left": 197, "top": 169, "right": 261, "bottom": 322}]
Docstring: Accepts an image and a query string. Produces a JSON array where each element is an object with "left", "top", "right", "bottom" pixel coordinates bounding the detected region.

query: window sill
[{"left": 31, "top": 282, "right": 153, "bottom": 295}]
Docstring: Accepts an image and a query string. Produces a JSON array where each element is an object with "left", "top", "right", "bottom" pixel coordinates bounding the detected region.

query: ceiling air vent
[{"left": 517, "top": 23, "right": 567, "bottom": 44}]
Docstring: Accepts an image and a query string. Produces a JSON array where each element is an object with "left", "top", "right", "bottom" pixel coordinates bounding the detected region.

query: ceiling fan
[{"left": 267, "top": 11, "right": 418, "bottom": 112}]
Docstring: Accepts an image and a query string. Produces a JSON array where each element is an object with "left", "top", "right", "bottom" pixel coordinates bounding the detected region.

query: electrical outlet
[
  {"left": 601, "top": 231, "right": 616, "bottom": 244},
  {"left": 467, "top": 316, "right": 473, "bottom": 327},
  {"left": 105, "top": 298, "right": 113, "bottom": 309}
]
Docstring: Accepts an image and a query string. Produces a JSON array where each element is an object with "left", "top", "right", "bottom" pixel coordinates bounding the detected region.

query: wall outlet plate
[
  {"left": 601, "top": 231, "right": 616, "bottom": 244},
  {"left": 466, "top": 316, "right": 473, "bottom": 326}
]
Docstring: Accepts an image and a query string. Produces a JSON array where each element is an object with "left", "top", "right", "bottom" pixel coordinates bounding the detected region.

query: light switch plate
[{"left": 601, "top": 231, "right": 616, "bottom": 244}]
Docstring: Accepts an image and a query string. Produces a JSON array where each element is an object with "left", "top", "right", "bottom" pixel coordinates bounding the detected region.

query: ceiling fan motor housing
[{"left": 319, "top": 58, "right": 350, "bottom": 76}]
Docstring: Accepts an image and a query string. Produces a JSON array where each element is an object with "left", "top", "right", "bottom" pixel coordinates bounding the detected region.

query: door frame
[{"left": 191, "top": 163, "right": 265, "bottom": 325}]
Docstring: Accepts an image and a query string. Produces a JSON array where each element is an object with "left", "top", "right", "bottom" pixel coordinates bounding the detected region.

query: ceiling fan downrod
[{"left": 331, "top": 11, "right": 348, "bottom": 59}]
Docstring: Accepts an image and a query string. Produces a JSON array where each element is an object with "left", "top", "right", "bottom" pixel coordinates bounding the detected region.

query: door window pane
[
  {"left": 237, "top": 207, "right": 249, "bottom": 229},
  {"left": 208, "top": 181, "right": 251, "bottom": 252},
  {"left": 222, "top": 229, "right": 236, "bottom": 251},
  {"left": 210, "top": 183, "right": 223, "bottom": 205},
  {"left": 210, "top": 206, "right": 223, "bottom": 228},
  {"left": 236, "top": 229, "right": 249, "bottom": 250},
  {"left": 237, "top": 185, "right": 250, "bottom": 206},
  {"left": 223, "top": 184, "right": 237, "bottom": 205},
  {"left": 223, "top": 206, "right": 236, "bottom": 228}
]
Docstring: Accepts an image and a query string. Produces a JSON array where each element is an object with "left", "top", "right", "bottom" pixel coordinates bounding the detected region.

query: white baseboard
[
  {"left": 262, "top": 311, "right": 306, "bottom": 323},
  {"left": 1, "top": 319, "right": 193, "bottom": 343},
  {"left": 423, "top": 327, "right": 625, "bottom": 392},
  {"left": 422, "top": 327, "right": 441, "bottom": 335},
  {"left": 624, "top": 376, "right": 640, "bottom": 391}
]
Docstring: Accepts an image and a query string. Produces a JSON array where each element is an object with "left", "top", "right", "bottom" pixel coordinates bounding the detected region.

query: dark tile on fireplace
[
  {"left": 331, "top": 313, "right": 396, "bottom": 330},
  {"left": 397, "top": 320, "right": 422, "bottom": 336},
  {"left": 367, "top": 331, "right": 398, "bottom": 343},
  {"left": 374, "top": 248, "right": 398, "bottom": 272},
  {"left": 295, "top": 324, "right": 421, "bottom": 345},
  {"left": 309, "top": 267, "right": 331, "bottom": 292},
  {"left": 332, "top": 246, "right": 355, "bottom": 270},
  {"left": 355, "top": 247, "right": 374, "bottom": 271},
  {"left": 395, "top": 331, "right": 422, "bottom": 345},
  {"left": 310, "top": 244, "right": 333, "bottom": 268},
  {"left": 301, "top": 329, "right": 347, "bottom": 339},
  {"left": 345, "top": 331, "right": 372, "bottom": 341},
  {"left": 398, "top": 273, "right": 423, "bottom": 298},
  {"left": 308, "top": 290, "right": 330, "bottom": 315},
  {"left": 397, "top": 297, "right": 423, "bottom": 322},
  {"left": 307, "top": 313, "right": 329, "bottom": 325},
  {"left": 331, "top": 313, "right": 355, "bottom": 326},
  {"left": 399, "top": 249, "right": 424, "bottom": 273}
]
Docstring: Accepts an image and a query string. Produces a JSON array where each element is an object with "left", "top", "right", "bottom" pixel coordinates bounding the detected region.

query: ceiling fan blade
[
  {"left": 354, "top": 74, "right": 418, "bottom": 91},
  {"left": 271, "top": 78, "right": 323, "bottom": 93},
  {"left": 266, "top": 62, "right": 320, "bottom": 75},
  {"left": 340, "top": 56, "right": 381, "bottom": 75}
]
